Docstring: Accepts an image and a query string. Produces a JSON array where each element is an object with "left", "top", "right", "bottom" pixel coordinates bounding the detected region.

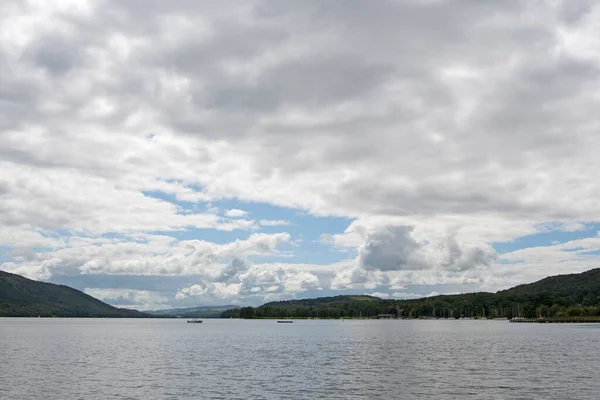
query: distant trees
[
  {"left": 224, "top": 301, "right": 600, "bottom": 320},
  {"left": 238, "top": 307, "right": 255, "bottom": 319},
  {"left": 221, "top": 269, "right": 600, "bottom": 320}
]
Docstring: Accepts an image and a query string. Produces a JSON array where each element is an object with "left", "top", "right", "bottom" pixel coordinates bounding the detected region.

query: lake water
[{"left": 0, "top": 318, "right": 598, "bottom": 399}]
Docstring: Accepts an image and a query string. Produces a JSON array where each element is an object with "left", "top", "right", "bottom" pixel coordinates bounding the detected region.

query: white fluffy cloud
[
  {"left": 259, "top": 220, "right": 290, "bottom": 227},
  {"left": 84, "top": 288, "right": 169, "bottom": 310},
  {"left": 1, "top": 0, "right": 600, "bottom": 307},
  {"left": 2, "top": 232, "right": 291, "bottom": 280},
  {"left": 224, "top": 209, "right": 248, "bottom": 218},
  {"left": 175, "top": 262, "right": 322, "bottom": 303}
]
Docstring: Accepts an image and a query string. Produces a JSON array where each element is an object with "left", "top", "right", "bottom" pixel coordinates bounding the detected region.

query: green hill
[
  {"left": 264, "top": 294, "right": 379, "bottom": 308},
  {"left": 0, "top": 270, "right": 148, "bottom": 317},
  {"left": 498, "top": 268, "right": 600, "bottom": 299},
  {"left": 146, "top": 305, "right": 239, "bottom": 318},
  {"left": 226, "top": 268, "right": 600, "bottom": 319}
]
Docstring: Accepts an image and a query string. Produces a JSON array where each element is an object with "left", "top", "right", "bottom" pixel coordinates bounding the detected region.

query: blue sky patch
[{"left": 492, "top": 223, "right": 599, "bottom": 254}]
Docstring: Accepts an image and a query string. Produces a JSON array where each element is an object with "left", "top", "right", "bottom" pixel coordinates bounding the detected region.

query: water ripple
[{"left": 1, "top": 319, "right": 599, "bottom": 399}]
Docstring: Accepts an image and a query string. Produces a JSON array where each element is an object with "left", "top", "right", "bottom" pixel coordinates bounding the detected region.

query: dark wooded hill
[{"left": 0, "top": 270, "right": 148, "bottom": 317}]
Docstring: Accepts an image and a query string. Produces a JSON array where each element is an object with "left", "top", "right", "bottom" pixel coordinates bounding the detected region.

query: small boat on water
[
  {"left": 277, "top": 320, "right": 293, "bottom": 323},
  {"left": 187, "top": 319, "right": 203, "bottom": 323}
]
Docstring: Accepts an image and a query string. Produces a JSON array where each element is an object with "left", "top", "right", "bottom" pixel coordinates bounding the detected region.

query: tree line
[{"left": 221, "top": 268, "right": 600, "bottom": 319}]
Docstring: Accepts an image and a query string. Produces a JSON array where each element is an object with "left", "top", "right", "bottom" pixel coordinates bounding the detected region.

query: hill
[
  {"left": 146, "top": 305, "right": 239, "bottom": 318},
  {"left": 263, "top": 294, "right": 379, "bottom": 308},
  {"left": 0, "top": 270, "right": 148, "bottom": 317},
  {"left": 498, "top": 268, "right": 600, "bottom": 299},
  {"left": 226, "top": 268, "right": 600, "bottom": 319}
]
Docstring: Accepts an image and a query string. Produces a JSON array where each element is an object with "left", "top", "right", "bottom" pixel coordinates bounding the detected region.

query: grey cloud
[
  {"left": 23, "top": 33, "right": 83, "bottom": 76},
  {"left": 330, "top": 179, "right": 527, "bottom": 218},
  {"left": 178, "top": 54, "right": 394, "bottom": 134},
  {"left": 349, "top": 267, "right": 369, "bottom": 284},
  {"left": 561, "top": 0, "right": 594, "bottom": 24},
  {"left": 0, "top": 75, "right": 40, "bottom": 131},
  {"left": 475, "top": 59, "right": 600, "bottom": 141},
  {"left": 359, "top": 226, "right": 424, "bottom": 271},
  {"left": 217, "top": 55, "right": 393, "bottom": 109},
  {"left": 356, "top": 224, "right": 497, "bottom": 273},
  {"left": 0, "top": 179, "right": 8, "bottom": 196},
  {"left": 166, "top": 24, "right": 286, "bottom": 72},
  {"left": 441, "top": 236, "right": 497, "bottom": 272},
  {"left": 219, "top": 257, "right": 249, "bottom": 282}
]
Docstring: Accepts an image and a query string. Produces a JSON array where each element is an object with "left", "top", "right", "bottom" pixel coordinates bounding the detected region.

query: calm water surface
[{"left": 1, "top": 318, "right": 598, "bottom": 399}]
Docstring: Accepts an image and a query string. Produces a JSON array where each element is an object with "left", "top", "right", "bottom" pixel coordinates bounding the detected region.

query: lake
[{"left": 1, "top": 318, "right": 598, "bottom": 399}]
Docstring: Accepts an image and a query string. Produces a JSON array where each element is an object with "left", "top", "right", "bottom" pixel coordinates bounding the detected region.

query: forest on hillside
[
  {"left": 221, "top": 269, "right": 600, "bottom": 319},
  {"left": 0, "top": 271, "right": 146, "bottom": 317}
]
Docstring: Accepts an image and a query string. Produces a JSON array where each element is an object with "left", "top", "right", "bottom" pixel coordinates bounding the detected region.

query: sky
[{"left": 1, "top": 0, "right": 599, "bottom": 310}]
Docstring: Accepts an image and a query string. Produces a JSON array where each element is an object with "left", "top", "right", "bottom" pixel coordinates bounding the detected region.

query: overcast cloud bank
[{"left": 1, "top": 0, "right": 599, "bottom": 308}]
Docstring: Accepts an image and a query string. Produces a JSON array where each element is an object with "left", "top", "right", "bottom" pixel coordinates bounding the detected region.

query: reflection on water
[{"left": 1, "top": 319, "right": 598, "bottom": 399}]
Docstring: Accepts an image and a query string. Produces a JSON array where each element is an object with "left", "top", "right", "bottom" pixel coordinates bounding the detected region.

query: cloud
[
  {"left": 1, "top": 261, "right": 52, "bottom": 281},
  {"left": 77, "top": 232, "right": 291, "bottom": 276},
  {"left": 359, "top": 226, "right": 424, "bottom": 272},
  {"left": 218, "top": 257, "right": 249, "bottom": 282},
  {"left": 355, "top": 224, "right": 496, "bottom": 273},
  {"left": 391, "top": 292, "right": 425, "bottom": 299},
  {"left": 1, "top": 0, "right": 600, "bottom": 307},
  {"left": 225, "top": 209, "right": 248, "bottom": 218},
  {"left": 1, "top": 232, "right": 291, "bottom": 280},
  {"left": 259, "top": 219, "right": 289, "bottom": 226},
  {"left": 436, "top": 235, "right": 497, "bottom": 272},
  {"left": 3, "top": 0, "right": 598, "bottom": 222},
  {"left": 330, "top": 263, "right": 388, "bottom": 290},
  {"left": 176, "top": 262, "right": 322, "bottom": 303},
  {"left": 535, "top": 221, "right": 588, "bottom": 233},
  {"left": 175, "top": 282, "right": 242, "bottom": 302},
  {"left": 366, "top": 292, "right": 390, "bottom": 299},
  {"left": 83, "top": 288, "right": 169, "bottom": 310}
]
